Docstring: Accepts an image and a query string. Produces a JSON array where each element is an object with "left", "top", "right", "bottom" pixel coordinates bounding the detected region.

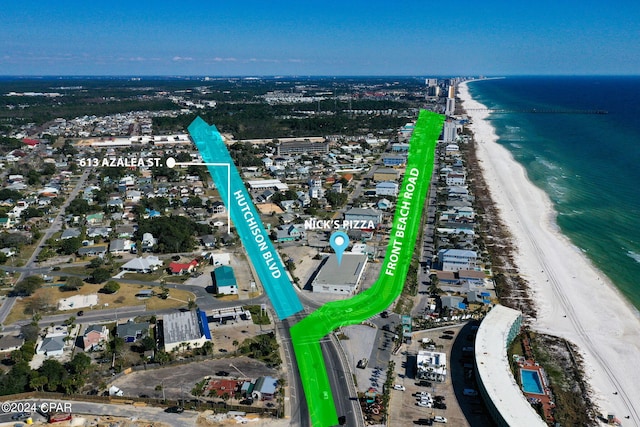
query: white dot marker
[{"left": 166, "top": 157, "right": 176, "bottom": 168}]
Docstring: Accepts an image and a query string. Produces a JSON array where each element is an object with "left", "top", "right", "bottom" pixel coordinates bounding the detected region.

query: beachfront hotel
[{"left": 474, "top": 305, "right": 546, "bottom": 427}]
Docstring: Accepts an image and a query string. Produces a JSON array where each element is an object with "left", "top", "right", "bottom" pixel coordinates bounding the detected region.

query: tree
[
  {"left": 201, "top": 341, "right": 214, "bottom": 356},
  {"left": 91, "top": 268, "right": 111, "bottom": 284},
  {"left": 29, "top": 374, "right": 48, "bottom": 392},
  {"left": 60, "top": 237, "right": 82, "bottom": 255},
  {"left": 88, "top": 257, "right": 104, "bottom": 268},
  {"left": 101, "top": 280, "right": 120, "bottom": 294},
  {"left": 67, "top": 352, "right": 91, "bottom": 376},
  {"left": 39, "top": 359, "right": 67, "bottom": 392},
  {"left": 67, "top": 198, "right": 90, "bottom": 216},
  {"left": 153, "top": 351, "right": 172, "bottom": 365},
  {"left": 140, "top": 335, "right": 156, "bottom": 352},
  {"left": 61, "top": 276, "right": 84, "bottom": 291},
  {"left": 12, "top": 275, "right": 44, "bottom": 296},
  {"left": 110, "top": 336, "right": 125, "bottom": 357}
]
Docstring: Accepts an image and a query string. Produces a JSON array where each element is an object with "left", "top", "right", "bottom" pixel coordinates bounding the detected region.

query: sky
[{"left": 1, "top": 0, "right": 639, "bottom": 76}]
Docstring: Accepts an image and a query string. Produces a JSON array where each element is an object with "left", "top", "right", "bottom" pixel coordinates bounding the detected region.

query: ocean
[{"left": 466, "top": 76, "right": 640, "bottom": 310}]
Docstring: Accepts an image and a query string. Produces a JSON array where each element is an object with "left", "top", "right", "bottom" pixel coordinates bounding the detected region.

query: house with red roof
[
  {"left": 168, "top": 259, "right": 198, "bottom": 275},
  {"left": 22, "top": 138, "right": 39, "bottom": 148}
]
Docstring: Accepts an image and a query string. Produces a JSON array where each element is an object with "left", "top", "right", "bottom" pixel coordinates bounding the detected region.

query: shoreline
[{"left": 459, "top": 80, "right": 640, "bottom": 425}]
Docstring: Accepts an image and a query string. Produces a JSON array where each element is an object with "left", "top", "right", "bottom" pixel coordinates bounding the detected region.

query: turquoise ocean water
[{"left": 467, "top": 76, "right": 640, "bottom": 310}]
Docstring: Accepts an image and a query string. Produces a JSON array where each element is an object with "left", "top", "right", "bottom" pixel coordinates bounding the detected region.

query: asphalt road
[
  {"left": 14, "top": 398, "right": 199, "bottom": 426},
  {"left": 321, "top": 336, "right": 363, "bottom": 427},
  {"left": 280, "top": 315, "right": 310, "bottom": 427},
  {"left": 0, "top": 168, "right": 91, "bottom": 327}
]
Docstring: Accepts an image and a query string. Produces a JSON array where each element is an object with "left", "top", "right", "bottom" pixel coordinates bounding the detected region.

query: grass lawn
[
  {"left": 5, "top": 281, "right": 196, "bottom": 325},
  {"left": 119, "top": 270, "right": 166, "bottom": 282},
  {"left": 163, "top": 275, "right": 190, "bottom": 284},
  {"left": 59, "top": 265, "right": 94, "bottom": 276},
  {"left": 14, "top": 242, "right": 39, "bottom": 267}
]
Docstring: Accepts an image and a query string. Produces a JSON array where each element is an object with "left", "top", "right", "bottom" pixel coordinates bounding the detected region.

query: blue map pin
[{"left": 329, "top": 231, "right": 350, "bottom": 266}]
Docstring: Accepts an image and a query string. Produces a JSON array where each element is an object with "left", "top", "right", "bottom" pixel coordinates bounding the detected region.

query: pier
[{"left": 465, "top": 108, "right": 608, "bottom": 114}]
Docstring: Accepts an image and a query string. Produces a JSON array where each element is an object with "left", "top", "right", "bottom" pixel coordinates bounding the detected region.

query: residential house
[
  {"left": 120, "top": 256, "right": 163, "bottom": 273},
  {"left": 445, "top": 172, "right": 466, "bottom": 186},
  {"left": 375, "top": 181, "right": 399, "bottom": 197},
  {"left": 0, "top": 248, "right": 16, "bottom": 258},
  {"left": 201, "top": 235, "right": 217, "bottom": 248},
  {"left": 116, "top": 320, "right": 150, "bottom": 343},
  {"left": 60, "top": 228, "right": 81, "bottom": 240},
  {"left": 86, "top": 213, "right": 104, "bottom": 225},
  {"left": 437, "top": 249, "right": 478, "bottom": 272},
  {"left": 78, "top": 245, "right": 108, "bottom": 257},
  {"left": 168, "top": 259, "right": 198, "bottom": 275},
  {"left": 274, "top": 224, "right": 306, "bottom": 243},
  {"left": 109, "top": 238, "right": 132, "bottom": 254},
  {"left": 141, "top": 233, "right": 157, "bottom": 251},
  {"left": 344, "top": 208, "right": 383, "bottom": 227},
  {"left": 381, "top": 154, "right": 406, "bottom": 167},
  {"left": 210, "top": 201, "right": 225, "bottom": 214},
  {"left": 0, "top": 335, "right": 24, "bottom": 353},
  {"left": 441, "top": 295, "right": 466, "bottom": 310},
  {"left": 37, "top": 336, "right": 66, "bottom": 357},
  {"left": 82, "top": 325, "right": 109, "bottom": 351},
  {"left": 87, "top": 226, "right": 111, "bottom": 238}
]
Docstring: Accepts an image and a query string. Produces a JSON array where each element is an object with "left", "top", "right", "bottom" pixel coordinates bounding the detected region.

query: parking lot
[{"left": 387, "top": 323, "right": 494, "bottom": 426}]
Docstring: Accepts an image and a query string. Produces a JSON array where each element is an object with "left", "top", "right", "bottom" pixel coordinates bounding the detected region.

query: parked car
[
  {"left": 414, "top": 419, "right": 433, "bottom": 426},
  {"left": 357, "top": 358, "right": 368, "bottom": 369},
  {"left": 216, "top": 370, "right": 230, "bottom": 376},
  {"left": 77, "top": 310, "right": 84, "bottom": 316},
  {"left": 416, "top": 401, "right": 432, "bottom": 408},
  {"left": 381, "top": 311, "right": 389, "bottom": 318},
  {"left": 433, "top": 416, "right": 447, "bottom": 423},
  {"left": 393, "top": 384, "right": 405, "bottom": 391},
  {"left": 434, "top": 402, "right": 447, "bottom": 409},
  {"left": 463, "top": 389, "right": 478, "bottom": 397},
  {"left": 12, "top": 412, "right": 30, "bottom": 420},
  {"left": 165, "top": 406, "right": 184, "bottom": 413}
]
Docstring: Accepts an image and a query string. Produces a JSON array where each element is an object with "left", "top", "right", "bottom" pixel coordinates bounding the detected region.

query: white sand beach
[{"left": 458, "top": 81, "right": 640, "bottom": 425}]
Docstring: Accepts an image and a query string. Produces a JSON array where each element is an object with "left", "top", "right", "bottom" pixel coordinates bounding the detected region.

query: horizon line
[{"left": 1, "top": 73, "right": 639, "bottom": 79}]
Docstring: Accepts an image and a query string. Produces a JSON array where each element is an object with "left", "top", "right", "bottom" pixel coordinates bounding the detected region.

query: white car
[
  {"left": 393, "top": 384, "right": 405, "bottom": 391},
  {"left": 433, "top": 416, "right": 448, "bottom": 423}
]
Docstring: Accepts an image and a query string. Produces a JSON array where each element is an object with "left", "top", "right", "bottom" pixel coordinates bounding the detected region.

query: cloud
[
  {"left": 172, "top": 56, "right": 194, "bottom": 62},
  {"left": 212, "top": 57, "right": 237, "bottom": 62}
]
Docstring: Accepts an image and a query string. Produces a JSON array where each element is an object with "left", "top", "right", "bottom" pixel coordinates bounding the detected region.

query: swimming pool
[{"left": 520, "top": 369, "right": 545, "bottom": 395}]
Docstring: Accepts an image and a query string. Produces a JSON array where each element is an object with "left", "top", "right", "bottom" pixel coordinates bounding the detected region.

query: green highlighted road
[{"left": 290, "top": 110, "right": 444, "bottom": 427}]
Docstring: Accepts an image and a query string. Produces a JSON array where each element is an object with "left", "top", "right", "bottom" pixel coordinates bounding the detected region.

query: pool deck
[{"left": 518, "top": 334, "right": 556, "bottom": 425}]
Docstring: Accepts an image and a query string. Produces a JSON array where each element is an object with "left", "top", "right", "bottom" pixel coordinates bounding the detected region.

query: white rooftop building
[{"left": 416, "top": 350, "right": 447, "bottom": 382}]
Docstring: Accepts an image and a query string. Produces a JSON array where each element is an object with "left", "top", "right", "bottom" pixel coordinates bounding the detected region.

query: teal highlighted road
[
  {"left": 290, "top": 110, "right": 444, "bottom": 427},
  {"left": 188, "top": 117, "right": 303, "bottom": 320}
]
